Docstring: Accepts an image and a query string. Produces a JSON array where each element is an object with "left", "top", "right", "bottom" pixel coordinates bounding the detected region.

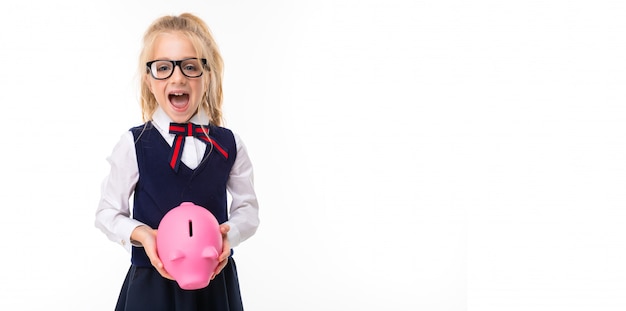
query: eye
[
  {"left": 151, "top": 61, "right": 172, "bottom": 72},
  {"left": 184, "top": 64, "right": 197, "bottom": 71},
  {"left": 181, "top": 59, "right": 203, "bottom": 73},
  {"left": 157, "top": 64, "right": 172, "bottom": 72}
]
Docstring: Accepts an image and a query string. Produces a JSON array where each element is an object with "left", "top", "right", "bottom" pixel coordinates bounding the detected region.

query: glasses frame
[{"left": 146, "top": 58, "right": 209, "bottom": 80}]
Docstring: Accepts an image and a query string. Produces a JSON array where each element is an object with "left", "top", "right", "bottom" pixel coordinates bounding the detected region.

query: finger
[
  {"left": 218, "top": 259, "right": 227, "bottom": 271},
  {"left": 145, "top": 247, "right": 163, "bottom": 269},
  {"left": 149, "top": 255, "right": 174, "bottom": 280},
  {"left": 213, "top": 259, "right": 228, "bottom": 279},
  {"left": 148, "top": 257, "right": 174, "bottom": 280},
  {"left": 157, "top": 267, "right": 175, "bottom": 280},
  {"left": 142, "top": 239, "right": 174, "bottom": 280},
  {"left": 218, "top": 238, "right": 230, "bottom": 263},
  {"left": 218, "top": 244, "right": 230, "bottom": 261}
]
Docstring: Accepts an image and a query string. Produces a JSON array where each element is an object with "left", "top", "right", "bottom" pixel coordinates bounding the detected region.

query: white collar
[{"left": 152, "top": 107, "right": 211, "bottom": 135}]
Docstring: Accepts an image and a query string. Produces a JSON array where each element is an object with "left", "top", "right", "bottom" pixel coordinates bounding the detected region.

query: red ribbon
[{"left": 168, "top": 123, "right": 229, "bottom": 172}]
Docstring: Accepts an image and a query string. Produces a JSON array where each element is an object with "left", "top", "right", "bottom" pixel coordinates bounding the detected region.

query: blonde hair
[{"left": 139, "top": 13, "right": 224, "bottom": 126}]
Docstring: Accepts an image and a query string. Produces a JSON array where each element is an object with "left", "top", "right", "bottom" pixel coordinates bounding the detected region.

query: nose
[{"left": 170, "top": 65, "right": 186, "bottom": 83}]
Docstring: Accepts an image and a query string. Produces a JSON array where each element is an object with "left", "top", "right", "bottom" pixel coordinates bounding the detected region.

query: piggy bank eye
[{"left": 189, "top": 220, "right": 193, "bottom": 237}]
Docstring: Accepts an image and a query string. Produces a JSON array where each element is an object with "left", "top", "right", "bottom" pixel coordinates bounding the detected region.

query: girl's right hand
[{"left": 131, "top": 225, "right": 175, "bottom": 280}]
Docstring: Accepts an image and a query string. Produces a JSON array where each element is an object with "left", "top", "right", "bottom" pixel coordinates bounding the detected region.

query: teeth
[{"left": 172, "top": 92, "right": 184, "bottom": 96}]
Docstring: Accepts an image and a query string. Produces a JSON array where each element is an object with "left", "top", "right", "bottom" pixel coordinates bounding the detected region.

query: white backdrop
[{"left": 0, "top": 1, "right": 625, "bottom": 310}]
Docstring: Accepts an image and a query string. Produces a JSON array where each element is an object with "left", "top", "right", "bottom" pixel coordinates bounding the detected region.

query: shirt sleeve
[
  {"left": 224, "top": 133, "right": 260, "bottom": 248},
  {"left": 94, "top": 131, "right": 145, "bottom": 252}
]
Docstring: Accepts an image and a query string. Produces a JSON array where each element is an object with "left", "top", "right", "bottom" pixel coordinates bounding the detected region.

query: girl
[{"left": 95, "top": 13, "right": 259, "bottom": 311}]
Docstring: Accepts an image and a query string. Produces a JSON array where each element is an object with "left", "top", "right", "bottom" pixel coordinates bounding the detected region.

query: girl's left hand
[{"left": 212, "top": 224, "right": 231, "bottom": 280}]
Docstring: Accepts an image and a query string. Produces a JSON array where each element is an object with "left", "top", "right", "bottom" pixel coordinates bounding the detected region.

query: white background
[{"left": 0, "top": 0, "right": 625, "bottom": 310}]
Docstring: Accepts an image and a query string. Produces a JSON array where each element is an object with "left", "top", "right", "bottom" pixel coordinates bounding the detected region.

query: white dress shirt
[{"left": 95, "top": 107, "right": 259, "bottom": 252}]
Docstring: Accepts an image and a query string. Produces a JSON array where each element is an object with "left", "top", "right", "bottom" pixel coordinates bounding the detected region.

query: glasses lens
[
  {"left": 150, "top": 61, "right": 174, "bottom": 79},
  {"left": 181, "top": 59, "right": 203, "bottom": 78}
]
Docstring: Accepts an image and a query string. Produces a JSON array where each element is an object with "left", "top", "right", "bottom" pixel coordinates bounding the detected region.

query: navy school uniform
[{"left": 115, "top": 122, "right": 243, "bottom": 311}]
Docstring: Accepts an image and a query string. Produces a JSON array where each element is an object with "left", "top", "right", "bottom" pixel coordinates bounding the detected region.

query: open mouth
[{"left": 168, "top": 92, "right": 190, "bottom": 110}]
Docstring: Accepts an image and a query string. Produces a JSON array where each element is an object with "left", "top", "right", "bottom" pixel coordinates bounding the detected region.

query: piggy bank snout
[{"left": 166, "top": 246, "right": 221, "bottom": 290}]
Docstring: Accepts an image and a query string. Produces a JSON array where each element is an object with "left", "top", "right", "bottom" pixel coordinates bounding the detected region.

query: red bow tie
[{"left": 168, "top": 122, "right": 229, "bottom": 172}]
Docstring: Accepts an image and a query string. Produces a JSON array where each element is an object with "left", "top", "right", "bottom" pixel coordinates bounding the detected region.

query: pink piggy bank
[{"left": 156, "top": 202, "right": 223, "bottom": 290}]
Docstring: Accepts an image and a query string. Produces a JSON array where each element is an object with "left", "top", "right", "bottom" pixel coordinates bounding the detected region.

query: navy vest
[{"left": 129, "top": 122, "right": 237, "bottom": 267}]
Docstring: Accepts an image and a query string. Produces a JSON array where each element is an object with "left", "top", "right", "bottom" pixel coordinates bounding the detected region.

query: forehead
[{"left": 151, "top": 32, "right": 198, "bottom": 60}]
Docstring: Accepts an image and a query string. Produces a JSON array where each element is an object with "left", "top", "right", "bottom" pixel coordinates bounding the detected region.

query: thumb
[
  {"left": 220, "top": 224, "right": 230, "bottom": 234},
  {"left": 144, "top": 243, "right": 163, "bottom": 268}
]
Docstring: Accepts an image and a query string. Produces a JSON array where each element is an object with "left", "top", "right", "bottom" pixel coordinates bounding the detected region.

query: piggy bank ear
[
  {"left": 169, "top": 249, "right": 186, "bottom": 262},
  {"left": 201, "top": 247, "right": 219, "bottom": 259}
]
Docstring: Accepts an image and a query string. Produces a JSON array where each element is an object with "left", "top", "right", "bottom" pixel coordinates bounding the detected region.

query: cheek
[
  {"left": 148, "top": 81, "right": 167, "bottom": 97},
  {"left": 194, "top": 81, "right": 208, "bottom": 100}
]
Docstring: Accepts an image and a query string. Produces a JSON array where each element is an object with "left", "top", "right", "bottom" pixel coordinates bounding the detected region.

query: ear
[
  {"left": 169, "top": 249, "right": 186, "bottom": 261},
  {"left": 201, "top": 247, "right": 218, "bottom": 259}
]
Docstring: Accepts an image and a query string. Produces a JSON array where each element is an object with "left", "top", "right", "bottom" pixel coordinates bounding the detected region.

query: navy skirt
[{"left": 115, "top": 258, "right": 243, "bottom": 311}]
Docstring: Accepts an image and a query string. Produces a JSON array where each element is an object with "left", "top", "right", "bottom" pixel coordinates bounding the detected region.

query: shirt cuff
[{"left": 119, "top": 218, "right": 146, "bottom": 252}]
